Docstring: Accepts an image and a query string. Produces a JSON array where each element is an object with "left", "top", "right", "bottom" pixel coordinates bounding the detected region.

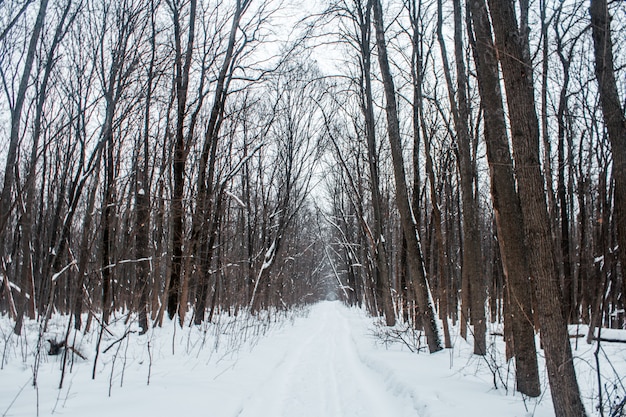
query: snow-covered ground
[{"left": 1, "top": 302, "right": 624, "bottom": 416}]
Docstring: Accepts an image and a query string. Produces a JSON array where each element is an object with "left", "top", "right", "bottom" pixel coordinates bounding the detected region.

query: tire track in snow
[{"left": 236, "top": 302, "right": 424, "bottom": 417}]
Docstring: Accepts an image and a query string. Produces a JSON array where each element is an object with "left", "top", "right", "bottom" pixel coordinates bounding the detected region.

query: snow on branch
[
  {"left": 225, "top": 190, "right": 246, "bottom": 209},
  {"left": 51, "top": 260, "right": 77, "bottom": 282}
]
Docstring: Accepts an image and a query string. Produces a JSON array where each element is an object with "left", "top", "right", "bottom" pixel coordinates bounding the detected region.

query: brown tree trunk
[
  {"left": 167, "top": 0, "right": 197, "bottom": 320},
  {"left": 193, "top": 0, "right": 248, "bottom": 324},
  {"left": 372, "top": 0, "right": 442, "bottom": 353},
  {"left": 101, "top": 90, "right": 117, "bottom": 325},
  {"left": 467, "top": 0, "right": 540, "bottom": 397},
  {"left": 135, "top": 0, "right": 157, "bottom": 334},
  {"left": 0, "top": 0, "right": 49, "bottom": 240},
  {"left": 358, "top": 0, "right": 395, "bottom": 326},
  {"left": 486, "top": 0, "right": 586, "bottom": 414},
  {"left": 590, "top": 0, "right": 626, "bottom": 303},
  {"left": 437, "top": 0, "right": 486, "bottom": 355},
  {"left": 554, "top": 23, "right": 574, "bottom": 324}
]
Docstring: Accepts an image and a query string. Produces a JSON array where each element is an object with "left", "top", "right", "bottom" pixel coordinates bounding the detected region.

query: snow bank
[{"left": 1, "top": 303, "right": 624, "bottom": 417}]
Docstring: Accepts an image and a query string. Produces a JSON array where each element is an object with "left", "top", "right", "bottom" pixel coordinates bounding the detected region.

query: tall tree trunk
[
  {"left": 437, "top": 0, "right": 486, "bottom": 355},
  {"left": 554, "top": 21, "right": 574, "bottom": 324},
  {"left": 539, "top": 0, "right": 556, "bottom": 223},
  {"left": 423, "top": 135, "right": 451, "bottom": 348},
  {"left": 193, "top": 0, "right": 249, "bottom": 324},
  {"left": 0, "top": 0, "right": 49, "bottom": 245},
  {"left": 15, "top": 1, "right": 73, "bottom": 332},
  {"left": 358, "top": 0, "right": 395, "bottom": 326},
  {"left": 486, "top": 1, "right": 586, "bottom": 414},
  {"left": 467, "top": 0, "right": 540, "bottom": 397},
  {"left": 101, "top": 98, "right": 116, "bottom": 325},
  {"left": 167, "top": 0, "right": 197, "bottom": 320},
  {"left": 372, "top": 0, "right": 442, "bottom": 353},
  {"left": 136, "top": 0, "right": 157, "bottom": 334},
  {"left": 589, "top": 0, "right": 626, "bottom": 303}
]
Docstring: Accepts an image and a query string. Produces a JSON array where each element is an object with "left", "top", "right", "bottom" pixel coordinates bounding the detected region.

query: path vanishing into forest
[
  {"left": 233, "top": 302, "right": 419, "bottom": 417},
  {"left": 1, "top": 302, "right": 555, "bottom": 417}
]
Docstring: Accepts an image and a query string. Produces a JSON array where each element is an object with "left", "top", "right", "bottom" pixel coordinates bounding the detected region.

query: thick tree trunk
[
  {"left": 467, "top": 0, "right": 540, "bottom": 397},
  {"left": 372, "top": 0, "right": 442, "bottom": 353},
  {"left": 590, "top": 0, "right": 626, "bottom": 303},
  {"left": 486, "top": 1, "right": 586, "bottom": 414}
]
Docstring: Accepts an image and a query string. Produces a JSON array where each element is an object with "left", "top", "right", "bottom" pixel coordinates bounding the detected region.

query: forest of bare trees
[{"left": 1, "top": 1, "right": 625, "bottom": 416}]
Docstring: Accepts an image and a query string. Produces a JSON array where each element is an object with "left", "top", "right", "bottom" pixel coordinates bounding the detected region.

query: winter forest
[{"left": 0, "top": 0, "right": 625, "bottom": 416}]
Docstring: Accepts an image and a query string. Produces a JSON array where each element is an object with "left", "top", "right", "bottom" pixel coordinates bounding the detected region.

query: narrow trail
[{"left": 235, "top": 302, "right": 416, "bottom": 417}]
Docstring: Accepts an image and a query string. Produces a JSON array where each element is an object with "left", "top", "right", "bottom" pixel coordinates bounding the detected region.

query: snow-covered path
[
  {"left": 235, "top": 302, "right": 416, "bottom": 417},
  {"left": 1, "top": 301, "right": 558, "bottom": 417}
]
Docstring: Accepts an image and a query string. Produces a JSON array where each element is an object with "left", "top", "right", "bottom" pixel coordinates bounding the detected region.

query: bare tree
[
  {"left": 192, "top": 0, "right": 253, "bottom": 324},
  {"left": 12, "top": 0, "right": 76, "bottom": 335},
  {"left": 135, "top": 0, "right": 159, "bottom": 334},
  {"left": 486, "top": 0, "right": 586, "bottom": 414},
  {"left": 372, "top": 0, "right": 442, "bottom": 353},
  {"left": 167, "top": 0, "right": 197, "bottom": 320},
  {"left": 0, "top": 0, "right": 49, "bottom": 255},
  {"left": 466, "top": 0, "right": 540, "bottom": 397},
  {"left": 436, "top": 0, "right": 485, "bottom": 354},
  {"left": 341, "top": 0, "right": 396, "bottom": 326},
  {"left": 96, "top": 0, "right": 147, "bottom": 324},
  {"left": 250, "top": 61, "right": 325, "bottom": 312},
  {"left": 590, "top": 0, "right": 626, "bottom": 307}
]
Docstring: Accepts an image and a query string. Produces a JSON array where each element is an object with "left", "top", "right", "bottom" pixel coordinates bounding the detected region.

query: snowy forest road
[{"left": 234, "top": 302, "right": 417, "bottom": 417}]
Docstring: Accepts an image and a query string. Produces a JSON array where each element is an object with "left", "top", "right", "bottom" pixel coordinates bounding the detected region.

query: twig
[
  {"left": 103, "top": 329, "right": 137, "bottom": 354},
  {"left": 67, "top": 345, "right": 87, "bottom": 360},
  {"left": 2, "top": 377, "right": 32, "bottom": 417},
  {"left": 147, "top": 340, "right": 152, "bottom": 386}
]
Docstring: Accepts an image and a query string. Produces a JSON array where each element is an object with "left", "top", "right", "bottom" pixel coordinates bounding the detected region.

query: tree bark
[
  {"left": 0, "top": 0, "right": 49, "bottom": 245},
  {"left": 167, "top": 0, "right": 197, "bottom": 320},
  {"left": 372, "top": 0, "right": 442, "bottom": 353},
  {"left": 590, "top": 0, "right": 626, "bottom": 305},
  {"left": 135, "top": 0, "right": 157, "bottom": 334},
  {"left": 467, "top": 0, "right": 540, "bottom": 397},
  {"left": 358, "top": 0, "right": 395, "bottom": 326},
  {"left": 437, "top": 0, "right": 486, "bottom": 355},
  {"left": 486, "top": 0, "right": 586, "bottom": 414}
]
